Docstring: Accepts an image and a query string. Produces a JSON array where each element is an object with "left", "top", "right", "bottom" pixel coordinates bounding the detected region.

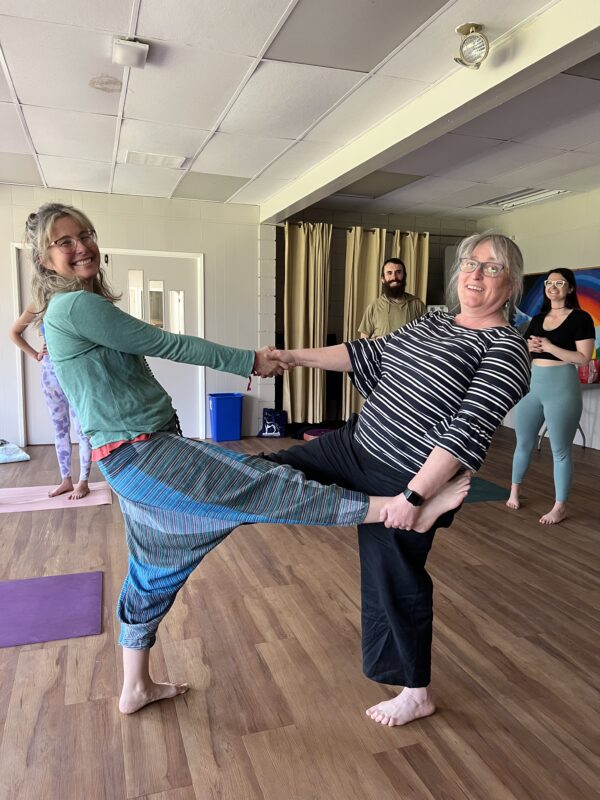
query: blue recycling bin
[{"left": 208, "top": 392, "right": 244, "bottom": 441}]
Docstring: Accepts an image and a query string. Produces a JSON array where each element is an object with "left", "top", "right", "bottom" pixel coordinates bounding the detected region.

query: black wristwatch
[{"left": 402, "top": 488, "right": 424, "bottom": 507}]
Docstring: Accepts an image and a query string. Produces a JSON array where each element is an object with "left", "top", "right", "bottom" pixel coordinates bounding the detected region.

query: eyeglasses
[
  {"left": 544, "top": 279, "right": 567, "bottom": 289},
  {"left": 459, "top": 258, "right": 507, "bottom": 278},
  {"left": 49, "top": 230, "right": 97, "bottom": 253}
]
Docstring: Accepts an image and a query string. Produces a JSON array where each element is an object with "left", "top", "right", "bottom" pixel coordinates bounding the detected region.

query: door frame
[{"left": 11, "top": 243, "right": 205, "bottom": 446}]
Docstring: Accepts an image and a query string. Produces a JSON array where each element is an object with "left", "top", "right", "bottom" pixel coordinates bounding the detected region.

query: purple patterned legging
[{"left": 40, "top": 356, "right": 92, "bottom": 481}]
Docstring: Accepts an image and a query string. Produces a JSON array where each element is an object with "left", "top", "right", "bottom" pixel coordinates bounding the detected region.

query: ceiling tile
[
  {"left": 113, "top": 164, "right": 182, "bottom": 197},
  {"left": 0, "top": 0, "right": 133, "bottom": 31},
  {"left": 0, "top": 103, "right": 30, "bottom": 154},
  {"left": 385, "top": 133, "right": 502, "bottom": 176},
  {"left": 0, "top": 69, "right": 11, "bottom": 102},
  {"left": 38, "top": 155, "right": 111, "bottom": 192},
  {"left": 266, "top": 0, "right": 447, "bottom": 72},
  {"left": 576, "top": 139, "right": 600, "bottom": 156},
  {"left": 174, "top": 172, "right": 249, "bottom": 202},
  {"left": 0, "top": 152, "right": 42, "bottom": 185},
  {"left": 220, "top": 60, "right": 363, "bottom": 139},
  {"left": 305, "top": 75, "right": 427, "bottom": 145},
  {"left": 125, "top": 42, "right": 253, "bottom": 129},
  {"left": 514, "top": 107, "right": 600, "bottom": 152},
  {"left": 260, "top": 140, "right": 339, "bottom": 180},
  {"left": 0, "top": 18, "right": 122, "bottom": 114},
  {"left": 228, "top": 174, "right": 291, "bottom": 204},
  {"left": 23, "top": 106, "right": 115, "bottom": 161},
  {"left": 435, "top": 183, "right": 528, "bottom": 208},
  {"left": 439, "top": 140, "right": 563, "bottom": 182},
  {"left": 538, "top": 162, "right": 600, "bottom": 194},
  {"left": 190, "top": 132, "right": 291, "bottom": 177},
  {"left": 488, "top": 151, "right": 600, "bottom": 190},
  {"left": 118, "top": 119, "right": 210, "bottom": 164},
  {"left": 453, "top": 74, "right": 600, "bottom": 142},
  {"left": 369, "top": 176, "right": 477, "bottom": 208},
  {"left": 137, "top": 0, "right": 292, "bottom": 58}
]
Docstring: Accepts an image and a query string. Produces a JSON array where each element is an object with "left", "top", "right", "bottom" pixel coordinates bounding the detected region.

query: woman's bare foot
[
  {"left": 412, "top": 473, "right": 471, "bottom": 533},
  {"left": 506, "top": 483, "right": 521, "bottom": 510},
  {"left": 539, "top": 502, "right": 566, "bottom": 525},
  {"left": 119, "top": 680, "right": 189, "bottom": 714},
  {"left": 120, "top": 646, "right": 188, "bottom": 714},
  {"left": 48, "top": 477, "right": 74, "bottom": 498},
  {"left": 366, "top": 687, "right": 436, "bottom": 727},
  {"left": 68, "top": 480, "right": 90, "bottom": 500}
]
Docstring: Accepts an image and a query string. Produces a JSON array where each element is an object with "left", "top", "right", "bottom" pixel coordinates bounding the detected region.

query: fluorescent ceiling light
[
  {"left": 472, "top": 188, "right": 571, "bottom": 211},
  {"left": 125, "top": 151, "right": 186, "bottom": 169}
]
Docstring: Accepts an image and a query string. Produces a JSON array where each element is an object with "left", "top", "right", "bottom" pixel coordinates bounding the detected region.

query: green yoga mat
[{"left": 465, "top": 477, "right": 510, "bottom": 503}]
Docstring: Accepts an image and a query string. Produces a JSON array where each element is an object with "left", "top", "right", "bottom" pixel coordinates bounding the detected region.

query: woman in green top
[{"left": 27, "top": 203, "right": 468, "bottom": 715}]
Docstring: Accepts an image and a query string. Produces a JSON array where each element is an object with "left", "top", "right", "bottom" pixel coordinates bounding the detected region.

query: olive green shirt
[
  {"left": 44, "top": 291, "right": 254, "bottom": 449},
  {"left": 358, "top": 293, "right": 426, "bottom": 338}
]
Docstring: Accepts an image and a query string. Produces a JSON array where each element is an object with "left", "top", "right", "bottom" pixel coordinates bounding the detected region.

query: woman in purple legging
[{"left": 10, "top": 304, "right": 92, "bottom": 499}]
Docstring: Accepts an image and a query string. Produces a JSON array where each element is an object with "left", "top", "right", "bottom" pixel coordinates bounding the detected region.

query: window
[
  {"left": 169, "top": 290, "right": 185, "bottom": 334},
  {"left": 148, "top": 280, "right": 164, "bottom": 328}
]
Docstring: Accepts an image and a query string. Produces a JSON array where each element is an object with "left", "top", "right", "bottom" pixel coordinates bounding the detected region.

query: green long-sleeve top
[{"left": 43, "top": 291, "right": 255, "bottom": 449}]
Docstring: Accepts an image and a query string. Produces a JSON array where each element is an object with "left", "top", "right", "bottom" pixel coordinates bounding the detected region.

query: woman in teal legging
[{"left": 507, "top": 268, "right": 595, "bottom": 524}]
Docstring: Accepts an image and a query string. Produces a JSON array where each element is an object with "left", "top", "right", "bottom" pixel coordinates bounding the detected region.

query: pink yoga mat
[
  {"left": 0, "top": 481, "right": 112, "bottom": 513},
  {"left": 0, "top": 571, "right": 103, "bottom": 648}
]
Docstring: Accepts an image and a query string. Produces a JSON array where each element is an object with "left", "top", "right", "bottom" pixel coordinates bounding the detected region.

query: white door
[
  {"left": 107, "top": 253, "right": 203, "bottom": 438},
  {"left": 16, "top": 249, "right": 204, "bottom": 444}
]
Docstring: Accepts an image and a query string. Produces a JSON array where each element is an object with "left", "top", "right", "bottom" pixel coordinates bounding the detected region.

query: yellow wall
[{"left": 475, "top": 187, "right": 600, "bottom": 274}]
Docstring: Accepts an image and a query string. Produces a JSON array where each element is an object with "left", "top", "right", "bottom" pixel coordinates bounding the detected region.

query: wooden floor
[{"left": 0, "top": 428, "right": 598, "bottom": 800}]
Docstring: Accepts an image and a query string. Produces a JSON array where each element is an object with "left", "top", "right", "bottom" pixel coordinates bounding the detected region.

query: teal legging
[{"left": 511, "top": 364, "right": 582, "bottom": 502}]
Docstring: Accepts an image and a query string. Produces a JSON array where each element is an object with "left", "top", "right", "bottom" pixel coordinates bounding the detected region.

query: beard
[{"left": 382, "top": 279, "right": 406, "bottom": 299}]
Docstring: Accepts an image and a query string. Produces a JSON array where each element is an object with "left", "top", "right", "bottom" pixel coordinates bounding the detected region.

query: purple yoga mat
[{"left": 0, "top": 571, "right": 102, "bottom": 648}]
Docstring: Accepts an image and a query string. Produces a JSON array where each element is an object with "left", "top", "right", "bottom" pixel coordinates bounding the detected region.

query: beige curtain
[
  {"left": 342, "top": 226, "right": 387, "bottom": 419},
  {"left": 390, "top": 230, "right": 429, "bottom": 303},
  {"left": 283, "top": 221, "right": 332, "bottom": 423}
]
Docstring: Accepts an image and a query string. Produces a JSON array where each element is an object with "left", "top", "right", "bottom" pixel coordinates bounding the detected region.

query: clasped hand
[
  {"left": 378, "top": 492, "right": 421, "bottom": 530},
  {"left": 252, "top": 346, "right": 296, "bottom": 378},
  {"left": 528, "top": 335, "right": 551, "bottom": 353}
]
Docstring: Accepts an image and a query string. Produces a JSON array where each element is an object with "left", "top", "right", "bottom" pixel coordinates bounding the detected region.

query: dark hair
[
  {"left": 540, "top": 267, "right": 580, "bottom": 313},
  {"left": 381, "top": 257, "right": 405, "bottom": 279}
]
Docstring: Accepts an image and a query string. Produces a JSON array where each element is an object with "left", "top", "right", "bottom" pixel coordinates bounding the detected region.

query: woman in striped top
[
  {"left": 270, "top": 233, "right": 531, "bottom": 727},
  {"left": 28, "top": 202, "right": 461, "bottom": 717}
]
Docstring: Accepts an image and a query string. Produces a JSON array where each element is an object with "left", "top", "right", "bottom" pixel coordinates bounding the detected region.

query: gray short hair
[{"left": 446, "top": 232, "right": 524, "bottom": 323}]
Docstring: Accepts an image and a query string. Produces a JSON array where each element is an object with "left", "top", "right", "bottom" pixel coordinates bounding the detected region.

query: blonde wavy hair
[{"left": 26, "top": 203, "right": 120, "bottom": 323}]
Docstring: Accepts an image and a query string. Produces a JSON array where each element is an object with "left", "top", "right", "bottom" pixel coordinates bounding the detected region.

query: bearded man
[{"left": 359, "top": 258, "right": 426, "bottom": 339}]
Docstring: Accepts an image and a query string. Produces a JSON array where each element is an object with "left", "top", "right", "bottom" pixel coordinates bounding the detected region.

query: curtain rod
[{"left": 288, "top": 222, "right": 463, "bottom": 238}]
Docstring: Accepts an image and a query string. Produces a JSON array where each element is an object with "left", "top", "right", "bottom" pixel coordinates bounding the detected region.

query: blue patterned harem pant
[{"left": 98, "top": 432, "right": 369, "bottom": 649}]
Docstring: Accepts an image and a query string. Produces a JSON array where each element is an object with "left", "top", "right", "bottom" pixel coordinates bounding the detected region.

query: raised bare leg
[
  {"left": 48, "top": 477, "right": 74, "bottom": 498},
  {"left": 539, "top": 501, "right": 567, "bottom": 525},
  {"left": 68, "top": 479, "right": 90, "bottom": 500},
  {"left": 120, "top": 647, "right": 189, "bottom": 714},
  {"left": 366, "top": 686, "right": 436, "bottom": 727},
  {"left": 506, "top": 482, "right": 521, "bottom": 510}
]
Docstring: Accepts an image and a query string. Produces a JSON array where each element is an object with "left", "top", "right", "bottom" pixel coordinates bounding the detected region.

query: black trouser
[{"left": 265, "top": 416, "right": 455, "bottom": 687}]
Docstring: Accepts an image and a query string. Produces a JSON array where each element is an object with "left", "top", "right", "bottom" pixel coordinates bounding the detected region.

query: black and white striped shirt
[{"left": 345, "top": 311, "right": 531, "bottom": 475}]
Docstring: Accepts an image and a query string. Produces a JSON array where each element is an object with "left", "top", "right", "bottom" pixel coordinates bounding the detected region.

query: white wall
[{"left": 1, "top": 184, "right": 276, "bottom": 443}]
